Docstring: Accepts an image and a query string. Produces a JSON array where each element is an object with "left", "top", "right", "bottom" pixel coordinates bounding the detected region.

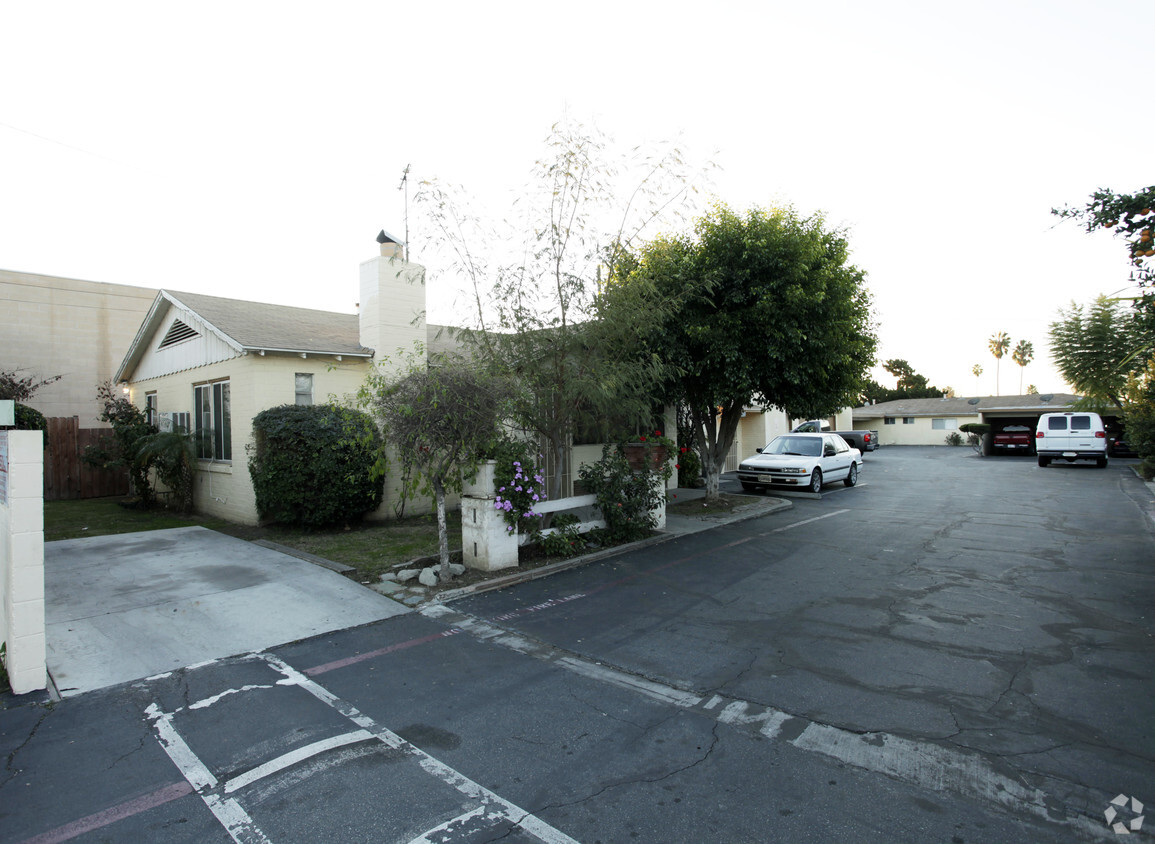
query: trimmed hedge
[{"left": 249, "top": 404, "right": 384, "bottom": 528}]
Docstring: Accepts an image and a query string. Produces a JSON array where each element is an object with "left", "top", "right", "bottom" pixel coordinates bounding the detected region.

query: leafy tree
[
  {"left": 135, "top": 430, "right": 198, "bottom": 513},
  {"left": 83, "top": 381, "right": 157, "bottom": 504},
  {"left": 1049, "top": 297, "right": 1148, "bottom": 408},
  {"left": 971, "top": 363, "right": 983, "bottom": 394},
  {"left": 1123, "top": 360, "right": 1155, "bottom": 478},
  {"left": 360, "top": 359, "right": 509, "bottom": 582},
  {"left": 0, "top": 369, "right": 62, "bottom": 402},
  {"left": 1053, "top": 186, "right": 1155, "bottom": 293},
  {"left": 413, "top": 120, "right": 706, "bottom": 503},
  {"left": 1012, "top": 340, "right": 1034, "bottom": 395},
  {"left": 620, "top": 203, "right": 877, "bottom": 501},
  {"left": 861, "top": 360, "right": 946, "bottom": 404},
  {"left": 989, "top": 332, "right": 1010, "bottom": 396}
]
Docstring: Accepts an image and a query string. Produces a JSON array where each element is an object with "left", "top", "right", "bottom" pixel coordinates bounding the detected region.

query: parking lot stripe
[
  {"left": 303, "top": 629, "right": 462, "bottom": 676},
  {"left": 222, "top": 729, "right": 375, "bottom": 794},
  {"left": 260, "top": 653, "right": 580, "bottom": 844},
  {"left": 145, "top": 703, "right": 272, "bottom": 843}
]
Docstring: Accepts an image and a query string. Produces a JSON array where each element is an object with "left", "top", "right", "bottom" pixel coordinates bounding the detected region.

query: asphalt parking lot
[{"left": 2, "top": 446, "right": 1152, "bottom": 842}]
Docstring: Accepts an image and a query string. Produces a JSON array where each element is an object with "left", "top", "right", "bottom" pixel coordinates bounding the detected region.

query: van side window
[
  {"left": 1070, "top": 416, "right": 1091, "bottom": 430},
  {"left": 1047, "top": 417, "right": 1067, "bottom": 430}
]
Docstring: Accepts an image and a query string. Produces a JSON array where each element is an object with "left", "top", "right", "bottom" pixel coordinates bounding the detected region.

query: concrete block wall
[
  {"left": 0, "top": 431, "right": 47, "bottom": 694},
  {"left": 0, "top": 270, "right": 158, "bottom": 424}
]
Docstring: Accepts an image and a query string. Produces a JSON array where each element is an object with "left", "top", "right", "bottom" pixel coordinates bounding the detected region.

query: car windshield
[{"left": 765, "top": 436, "right": 822, "bottom": 457}]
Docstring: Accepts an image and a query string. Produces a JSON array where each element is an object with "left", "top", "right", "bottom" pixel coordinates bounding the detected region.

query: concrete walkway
[{"left": 44, "top": 526, "right": 407, "bottom": 697}]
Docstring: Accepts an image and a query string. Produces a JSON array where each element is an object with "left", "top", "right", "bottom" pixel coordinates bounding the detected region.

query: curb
[{"left": 430, "top": 497, "right": 793, "bottom": 604}]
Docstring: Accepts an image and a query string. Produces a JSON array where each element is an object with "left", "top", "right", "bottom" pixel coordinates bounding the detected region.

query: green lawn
[{"left": 44, "top": 498, "right": 462, "bottom": 582}]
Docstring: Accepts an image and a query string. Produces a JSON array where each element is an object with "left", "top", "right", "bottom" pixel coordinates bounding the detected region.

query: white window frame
[
  {"left": 932, "top": 417, "right": 958, "bottom": 431},
  {"left": 295, "top": 373, "right": 314, "bottom": 406}
]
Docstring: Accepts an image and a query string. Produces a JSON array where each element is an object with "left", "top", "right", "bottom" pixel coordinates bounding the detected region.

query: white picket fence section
[{"left": 523, "top": 493, "right": 605, "bottom": 546}]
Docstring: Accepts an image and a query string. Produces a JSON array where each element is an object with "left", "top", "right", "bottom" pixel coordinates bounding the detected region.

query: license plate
[{"left": 758, "top": 474, "right": 773, "bottom": 483}]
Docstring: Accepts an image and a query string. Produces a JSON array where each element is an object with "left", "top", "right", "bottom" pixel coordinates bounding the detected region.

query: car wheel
[
  {"left": 741, "top": 481, "right": 759, "bottom": 492},
  {"left": 844, "top": 463, "right": 858, "bottom": 487},
  {"left": 809, "top": 469, "right": 823, "bottom": 493},
  {"left": 1038, "top": 456, "right": 1050, "bottom": 468}
]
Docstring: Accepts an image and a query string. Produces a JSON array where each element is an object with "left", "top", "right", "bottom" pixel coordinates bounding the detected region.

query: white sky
[{"left": 3, "top": 1, "right": 1150, "bottom": 397}]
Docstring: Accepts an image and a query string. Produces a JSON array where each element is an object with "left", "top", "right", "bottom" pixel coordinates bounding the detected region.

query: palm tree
[
  {"left": 971, "top": 363, "right": 983, "bottom": 394},
  {"left": 989, "top": 332, "right": 1011, "bottom": 396},
  {"left": 1012, "top": 340, "right": 1034, "bottom": 395}
]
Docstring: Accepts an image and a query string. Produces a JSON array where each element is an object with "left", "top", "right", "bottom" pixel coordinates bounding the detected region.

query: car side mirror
[{"left": 756, "top": 448, "right": 763, "bottom": 453}]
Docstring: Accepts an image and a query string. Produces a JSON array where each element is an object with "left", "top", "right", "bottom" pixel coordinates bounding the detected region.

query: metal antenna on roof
[{"left": 398, "top": 164, "right": 410, "bottom": 260}]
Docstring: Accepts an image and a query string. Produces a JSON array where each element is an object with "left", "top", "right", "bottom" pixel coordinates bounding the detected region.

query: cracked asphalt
[{"left": 2, "top": 447, "right": 1152, "bottom": 842}]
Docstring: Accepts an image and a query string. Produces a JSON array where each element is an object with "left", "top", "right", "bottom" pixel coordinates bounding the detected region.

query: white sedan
[{"left": 737, "top": 432, "right": 861, "bottom": 493}]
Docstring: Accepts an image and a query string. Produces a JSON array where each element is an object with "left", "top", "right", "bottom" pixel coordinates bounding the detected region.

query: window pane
[
  {"left": 1070, "top": 416, "right": 1091, "bottom": 430},
  {"left": 295, "top": 373, "right": 313, "bottom": 406},
  {"left": 1048, "top": 417, "right": 1067, "bottom": 431}
]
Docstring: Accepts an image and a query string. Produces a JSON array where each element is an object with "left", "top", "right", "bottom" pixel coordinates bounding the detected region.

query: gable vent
[{"left": 159, "top": 319, "right": 200, "bottom": 349}]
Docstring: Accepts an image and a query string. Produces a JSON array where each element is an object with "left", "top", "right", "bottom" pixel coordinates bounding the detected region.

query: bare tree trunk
[
  {"left": 433, "top": 476, "right": 450, "bottom": 583},
  {"left": 692, "top": 400, "right": 743, "bottom": 502}
]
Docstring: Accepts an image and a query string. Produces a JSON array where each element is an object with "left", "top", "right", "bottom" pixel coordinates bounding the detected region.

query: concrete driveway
[{"left": 44, "top": 526, "right": 407, "bottom": 697}]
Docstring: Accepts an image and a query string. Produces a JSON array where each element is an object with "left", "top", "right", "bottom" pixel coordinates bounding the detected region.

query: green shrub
[
  {"left": 578, "top": 444, "right": 666, "bottom": 543},
  {"left": 945, "top": 431, "right": 964, "bottom": 446},
  {"left": 536, "top": 512, "right": 583, "bottom": 557},
  {"left": 13, "top": 403, "right": 48, "bottom": 448},
  {"left": 676, "top": 445, "right": 701, "bottom": 488},
  {"left": 249, "top": 404, "right": 384, "bottom": 528}
]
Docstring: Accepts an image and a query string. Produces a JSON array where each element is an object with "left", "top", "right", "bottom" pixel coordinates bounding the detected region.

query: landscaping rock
[
  {"left": 449, "top": 563, "right": 466, "bottom": 577},
  {"left": 402, "top": 593, "right": 426, "bottom": 607},
  {"left": 397, "top": 569, "right": 420, "bottom": 583},
  {"left": 418, "top": 568, "right": 438, "bottom": 587},
  {"left": 371, "top": 581, "right": 403, "bottom": 595},
  {"left": 379, "top": 572, "right": 399, "bottom": 582}
]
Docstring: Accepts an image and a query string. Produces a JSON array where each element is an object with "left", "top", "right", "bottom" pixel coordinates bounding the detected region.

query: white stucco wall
[
  {"left": 859, "top": 413, "right": 982, "bottom": 446},
  {"left": 128, "top": 355, "right": 380, "bottom": 525}
]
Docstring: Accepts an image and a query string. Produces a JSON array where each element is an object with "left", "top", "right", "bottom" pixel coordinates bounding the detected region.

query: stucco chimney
[
  {"left": 376, "top": 229, "right": 405, "bottom": 260},
  {"left": 360, "top": 232, "right": 426, "bottom": 374}
]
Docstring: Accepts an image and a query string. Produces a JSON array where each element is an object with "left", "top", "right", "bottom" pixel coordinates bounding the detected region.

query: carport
[{"left": 44, "top": 526, "right": 407, "bottom": 697}]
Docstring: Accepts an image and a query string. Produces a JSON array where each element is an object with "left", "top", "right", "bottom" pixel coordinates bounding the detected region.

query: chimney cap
[{"left": 376, "top": 229, "right": 403, "bottom": 245}]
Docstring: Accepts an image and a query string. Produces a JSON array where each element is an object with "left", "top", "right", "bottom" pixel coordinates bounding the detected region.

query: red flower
[
  {"left": 675, "top": 464, "right": 681, "bottom": 469},
  {"left": 680, "top": 447, "right": 687, "bottom": 453},
  {"left": 654, "top": 430, "right": 663, "bottom": 436},
  {"left": 638, "top": 435, "right": 647, "bottom": 442}
]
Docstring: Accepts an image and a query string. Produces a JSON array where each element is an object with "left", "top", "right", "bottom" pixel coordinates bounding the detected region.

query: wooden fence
[{"left": 43, "top": 417, "right": 129, "bottom": 501}]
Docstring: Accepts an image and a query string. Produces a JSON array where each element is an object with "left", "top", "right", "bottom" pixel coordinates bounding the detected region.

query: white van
[{"left": 1035, "top": 412, "right": 1108, "bottom": 468}]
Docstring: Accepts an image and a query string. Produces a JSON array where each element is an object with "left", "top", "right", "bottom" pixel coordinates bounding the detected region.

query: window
[
  {"left": 902, "top": 417, "right": 915, "bottom": 425},
  {"left": 295, "top": 373, "right": 313, "bottom": 406},
  {"left": 145, "top": 392, "right": 158, "bottom": 427},
  {"left": 932, "top": 417, "right": 958, "bottom": 431},
  {"left": 884, "top": 417, "right": 896, "bottom": 425},
  {"left": 1047, "top": 417, "right": 1067, "bottom": 431},
  {"left": 194, "top": 380, "right": 231, "bottom": 461},
  {"left": 1070, "top": 415, "right": 1092, "bottom": 431}
]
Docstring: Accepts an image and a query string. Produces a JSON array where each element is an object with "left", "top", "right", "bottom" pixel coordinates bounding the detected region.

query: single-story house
[
  {"left": 852, "top": 394, "right": 1095, "bottom": 446},
  {"left": 114, "top": 233, "right": 442, "bottom": 524}
]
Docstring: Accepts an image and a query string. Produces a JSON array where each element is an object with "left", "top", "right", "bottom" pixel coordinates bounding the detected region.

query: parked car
[
  {"left": 993, "top": 425, "right": 1034, "bottom": 454},
  {"left": 1107, "top": 425, "right": 1139, "bottom": 457},
  {"left": 791, "top": 420, "right": 879, "bottom": 452},
  {"left": 738, "top": 432, "right": 861, "bottom": 493},
  {"left": 1035, "top": 411, "right": 1108, "bottom": 468}
]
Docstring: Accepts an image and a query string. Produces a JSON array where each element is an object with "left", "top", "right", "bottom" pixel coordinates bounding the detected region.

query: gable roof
[
  {"left": 116, "top": 289, "right": 373, "bottom": 382},
  {"left": 852, "top": 393, "right": 1084, "bottom": 419}
]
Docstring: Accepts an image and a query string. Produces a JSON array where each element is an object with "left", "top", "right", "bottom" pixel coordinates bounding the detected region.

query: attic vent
[{"left": 159, "top": 319, "right": 200, "bottom": 349}]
